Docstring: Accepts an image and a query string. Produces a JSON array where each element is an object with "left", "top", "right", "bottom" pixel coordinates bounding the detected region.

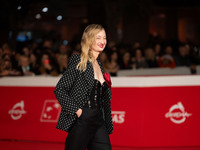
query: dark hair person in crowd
[
  {"left": 144, "top": 47, "right": 158, "bottom": 68},
  {"left": 106, "top": 50, "right": 119, "bottom": 76},
  {"left": 38, "top": 52, "right": 58, "bottom": 76},
  {"left": 54, "top": 24, "right": 113, "bottom": 150},
  {"left": 120, "top": 51, "right": 133, "bottom": 70},
  {"left": 174, "top": 44, "right": 191, "bottom": 67},
  {"left": 132, "top": 48, "right": 148, "bottom": 69}
]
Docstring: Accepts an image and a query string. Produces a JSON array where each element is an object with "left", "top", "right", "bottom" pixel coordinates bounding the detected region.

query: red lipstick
[{"left": 98, "top": 44, "right": 104, "bottom": 48}]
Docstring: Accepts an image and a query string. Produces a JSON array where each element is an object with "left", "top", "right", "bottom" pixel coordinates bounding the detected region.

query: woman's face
[
  {"left": 42, "top": 54, "right": 49, "bottom": 64},
  {"left": 91, "top": 30, "right": 107, "bottom": 53},
  {"left": 123, "top": 52, "right": 130, "bottom": 62}
]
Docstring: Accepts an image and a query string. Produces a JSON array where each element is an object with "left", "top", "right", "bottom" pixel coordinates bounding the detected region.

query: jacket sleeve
[{"left": 54, "top": 54, "right": 80, "bottom": 115}]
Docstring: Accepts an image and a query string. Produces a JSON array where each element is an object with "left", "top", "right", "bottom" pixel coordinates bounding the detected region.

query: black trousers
[{"left": 65, "top": 108, "right": 111, "bottom": 150}]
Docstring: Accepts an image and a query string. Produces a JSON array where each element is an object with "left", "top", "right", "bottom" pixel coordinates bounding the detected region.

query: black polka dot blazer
[{"left": 54, "top": 54, "right": 113, "bottom": 134}]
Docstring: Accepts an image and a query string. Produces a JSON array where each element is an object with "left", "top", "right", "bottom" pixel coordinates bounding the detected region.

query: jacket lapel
[
  {"left": 84, "top": 61, "right": 94, "bottom": 90},
  {"left": 97, "top": 57, "right": 105, "bottom": 76}
]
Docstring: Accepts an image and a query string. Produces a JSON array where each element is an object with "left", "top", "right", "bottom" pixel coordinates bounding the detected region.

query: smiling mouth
[{"left": 98, "top": 44, "right": 104, "bottom": 48}]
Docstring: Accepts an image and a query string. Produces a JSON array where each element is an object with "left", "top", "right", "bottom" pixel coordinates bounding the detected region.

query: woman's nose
[{"left": 101, "top": 38, "right": 106, "bottom": 44}]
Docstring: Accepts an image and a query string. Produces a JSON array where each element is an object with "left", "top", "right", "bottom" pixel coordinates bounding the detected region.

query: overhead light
[
  {"left": 63, "top": 40, "right": 68, "bottom": 45},
  {"left": 57, "top": 15, "right": 62, "bottom": 21},
  {"left": 42, "top": 7, "right": 48, "bottom": 13},
  {"left": 17, "top": 5, "right": 22, "bottom": 10}
]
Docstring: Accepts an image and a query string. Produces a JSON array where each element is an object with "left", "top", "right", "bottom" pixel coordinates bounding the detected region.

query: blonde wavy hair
[{"left": 77, "top": 24, "right": 105, "bottom": 72}]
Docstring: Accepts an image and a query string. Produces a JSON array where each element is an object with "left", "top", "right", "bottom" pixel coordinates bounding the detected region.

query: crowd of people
[{"left": 0, "top": 35, "right": 200, "bottom": 77}]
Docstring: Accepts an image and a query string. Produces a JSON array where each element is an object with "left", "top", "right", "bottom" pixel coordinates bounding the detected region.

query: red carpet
[{"left": 1, "top": 140, "right": 200, "bottom": 150}]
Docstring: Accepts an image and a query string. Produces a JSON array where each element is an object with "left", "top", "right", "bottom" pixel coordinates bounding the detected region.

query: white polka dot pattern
[{"left": 54, "top": 54, "right": 113, "bottom": 134}]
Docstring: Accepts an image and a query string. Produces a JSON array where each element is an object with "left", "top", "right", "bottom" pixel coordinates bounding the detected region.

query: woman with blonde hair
[{"left": 54, "top": 24, "right": 113, "bottom": 150}]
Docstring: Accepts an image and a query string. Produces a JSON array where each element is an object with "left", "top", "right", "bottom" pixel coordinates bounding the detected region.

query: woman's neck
[{"left": 91, "top": 51, "right": 100, "bottom": 61}]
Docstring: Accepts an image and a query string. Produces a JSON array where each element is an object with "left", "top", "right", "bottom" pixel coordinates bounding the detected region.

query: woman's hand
[
  {"left": 76, "top": 108, "right": 82, "bottom": 118},
  {"left": 44, "top": 63, "right": 52, "bottom": 70}
]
